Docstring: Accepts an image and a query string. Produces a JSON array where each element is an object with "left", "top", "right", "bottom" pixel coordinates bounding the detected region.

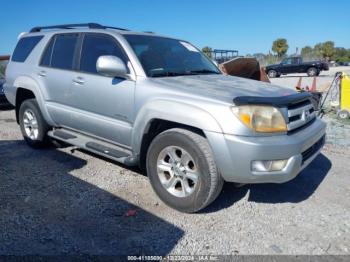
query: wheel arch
[
  {"left": 13, "top": 76, "right": 55, "bottom": 125},
  {"left": 132, "top": 99, "right": 223, "bottom": 169}
]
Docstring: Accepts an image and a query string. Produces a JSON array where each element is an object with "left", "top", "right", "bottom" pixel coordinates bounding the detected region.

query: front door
[
  {"left": 66, "top": 33, "right": 135, "bottom": 146},
  {"left": 279, "top": 58, "right": 294, "bottom": 73}
]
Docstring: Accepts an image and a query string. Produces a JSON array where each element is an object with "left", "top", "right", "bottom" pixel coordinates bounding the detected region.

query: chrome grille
[{"left": 287, "top": 99, "right": 316, "bottom": 131}]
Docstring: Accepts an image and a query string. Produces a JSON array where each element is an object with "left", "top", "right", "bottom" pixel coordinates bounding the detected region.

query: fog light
[{"left": 251, "top": 159, "right": 288, "bottom": 172}]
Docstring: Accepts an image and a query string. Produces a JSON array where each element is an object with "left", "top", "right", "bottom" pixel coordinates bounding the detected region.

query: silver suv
[{"left": 4, "top": 23, "right": 326, "bottom": 212}]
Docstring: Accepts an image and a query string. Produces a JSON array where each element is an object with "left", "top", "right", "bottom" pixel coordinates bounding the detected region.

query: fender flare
[
  {"left": 14, "top": 75, "right": 56, "bottom": 126},
  {"left": 131, "top": 99, "right": 223, "bottom": 154}
]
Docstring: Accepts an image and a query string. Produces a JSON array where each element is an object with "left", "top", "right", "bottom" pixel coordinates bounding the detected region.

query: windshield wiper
[
  {"left": 151, "top": 71, "right": 191, "bottom": 77},
  {"left": 150, "top": 69, "right": 220, "bottom": 77},
  {"left": 188, "top": 69, "right": 221, "bottom": 75}
]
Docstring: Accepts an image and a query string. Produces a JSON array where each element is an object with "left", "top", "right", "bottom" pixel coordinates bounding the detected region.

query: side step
[{"left": 48, "top": 128, "right": 136, "bottom": 165}]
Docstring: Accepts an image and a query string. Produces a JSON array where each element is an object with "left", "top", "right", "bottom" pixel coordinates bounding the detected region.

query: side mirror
[{"left": 96, "top": 55, "right": 128, "bottom": 78}]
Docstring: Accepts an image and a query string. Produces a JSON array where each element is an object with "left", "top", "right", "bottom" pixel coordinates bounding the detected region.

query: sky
[{"left": 1, "top": 0, "right": 349, "bottom": 56}]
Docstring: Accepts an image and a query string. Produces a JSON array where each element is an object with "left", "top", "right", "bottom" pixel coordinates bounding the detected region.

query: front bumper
[{"left": 205, "top": 118, "right": 326, "bottom": 184}]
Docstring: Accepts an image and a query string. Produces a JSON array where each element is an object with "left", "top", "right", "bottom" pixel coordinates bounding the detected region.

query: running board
[{"left": 47, "top": 128, "right": 137, "bottom": 166}]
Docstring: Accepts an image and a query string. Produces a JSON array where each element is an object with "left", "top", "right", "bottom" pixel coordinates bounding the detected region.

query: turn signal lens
[{"left": 232, "top": 105, "right": 287, "bottom": 133}]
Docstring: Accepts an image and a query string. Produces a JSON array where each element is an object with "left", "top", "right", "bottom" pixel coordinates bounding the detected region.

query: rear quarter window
[{"left": 11, "top": 36, "right": 44, "bottom": 62}]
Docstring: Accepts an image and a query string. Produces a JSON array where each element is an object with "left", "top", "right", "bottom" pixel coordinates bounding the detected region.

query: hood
[{"left": 149, "top": 74, "right": 296, "bottom": 104}]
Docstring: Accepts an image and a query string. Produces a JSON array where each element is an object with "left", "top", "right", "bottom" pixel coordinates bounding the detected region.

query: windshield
[{"left": 124, "top": 35, "right": 221, "bottom": 77}]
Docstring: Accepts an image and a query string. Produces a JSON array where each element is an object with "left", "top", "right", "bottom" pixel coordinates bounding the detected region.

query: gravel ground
[{"left": 1, "top": 103, "right": 350, "bottom": 255}]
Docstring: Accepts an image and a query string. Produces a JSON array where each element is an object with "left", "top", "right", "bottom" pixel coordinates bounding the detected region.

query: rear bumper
[{"left": 205, "top": 118, "right": 326, "bottom": 184}]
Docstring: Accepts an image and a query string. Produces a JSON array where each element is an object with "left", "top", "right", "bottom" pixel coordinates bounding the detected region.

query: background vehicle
[
  {"left": 4, "top": 23, "right": 326, "bottom": 213},
  {"left": 0, "top": 56, "right": 10, "bottom": 106},
  {"left": 265, "top": 56, "right": 329, "bottom": 77}
]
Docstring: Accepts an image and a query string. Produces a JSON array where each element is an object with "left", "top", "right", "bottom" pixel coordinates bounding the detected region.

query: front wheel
[
  {"left": 19, "top": 99, "right": 50, "bottom": 148},
  {"left": 146, "top": 128, "right": 224, "bottom": 213}
]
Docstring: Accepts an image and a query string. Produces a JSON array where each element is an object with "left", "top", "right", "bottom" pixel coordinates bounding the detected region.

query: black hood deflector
[{"left": 233, "top": 92, "right": 311, "bottom": 107}]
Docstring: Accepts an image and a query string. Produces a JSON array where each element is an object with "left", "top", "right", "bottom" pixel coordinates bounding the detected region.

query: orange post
[
  {"left": 295, "top": 77, "right": 303, "bottom": 90},
  {"left": 310, "top": 77, "right": 317, "bottom": 92}
]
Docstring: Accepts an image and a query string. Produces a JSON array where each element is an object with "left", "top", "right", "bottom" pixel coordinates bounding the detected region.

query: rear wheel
[
  {"left": 307, "top": 67, "right": 318, "bottom": 77},
  {"left": 146, "top": 128, "right": 224, "bottom": 213},
  {"left": 19, "top": 99, "right": 50, "bottom": 148},
  {"left": 268, "top": 70, "right": 277, "bottom": 78}
]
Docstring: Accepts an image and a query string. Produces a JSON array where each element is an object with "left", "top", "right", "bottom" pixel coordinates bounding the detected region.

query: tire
[
  {"left": 337, "top": 110, "right": 350, "bottom": 120},
  {"left": 19, "top": 99, "right": 50, "bottom": 148},
  {"left": 307, "top": 67, "right": 317, "bottom": 77},
  {"left": 268, "top": 70, "right": 277, "bottom": 78},
  {"left": 146, "top": 128, "right": 224, "bottom": 213}
]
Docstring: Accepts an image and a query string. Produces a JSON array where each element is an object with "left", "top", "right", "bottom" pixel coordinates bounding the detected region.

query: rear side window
[
  {"left": 40, "top": 37, "right": 55, "bottom": 66},
  {"left": 50, "top": 34, "right": 78, "bottom": 70},
  {"left": 80, "top": 34, "right": 128, "bottom": 74},
  {"left": 11, "top": 36, "right": 43, "bottom": 62}
]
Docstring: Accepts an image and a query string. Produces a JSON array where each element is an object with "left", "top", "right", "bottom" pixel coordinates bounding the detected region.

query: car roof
[{"left": 21, "top": 23, "right": 172, "bottom": 39}]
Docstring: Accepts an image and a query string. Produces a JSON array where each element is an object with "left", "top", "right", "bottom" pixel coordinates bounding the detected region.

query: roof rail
[{"left": 29, "top": 23, "right": 129, "bottom": 33}]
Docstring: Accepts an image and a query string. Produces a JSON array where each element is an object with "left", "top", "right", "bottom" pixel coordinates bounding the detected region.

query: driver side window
[
  {"left": 282, "top": 58, "right": 292, "bottom": 65},
  {"left": 79, "top": 34, "right": 129, "bottom": 74}
]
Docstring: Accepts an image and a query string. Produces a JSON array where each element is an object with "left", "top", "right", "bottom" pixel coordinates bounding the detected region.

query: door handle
[
  {"left": 73, "top": 77, "right": 85, "bottom": 85},
  {"left": 38, "top": 71, "right": 46, "bottom": 77}
]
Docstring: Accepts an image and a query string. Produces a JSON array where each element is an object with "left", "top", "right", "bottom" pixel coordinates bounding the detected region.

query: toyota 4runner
[{"left": 4, "top": 23, "right": 326, "bottom": 212}]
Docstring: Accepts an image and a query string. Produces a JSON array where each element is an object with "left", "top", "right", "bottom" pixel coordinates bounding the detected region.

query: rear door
[
  {"left": 65, "top": 33, "right": 135, "bottom": 146},
  {"left": 39, "top": 33, "right": 80, "bottom": 125}
]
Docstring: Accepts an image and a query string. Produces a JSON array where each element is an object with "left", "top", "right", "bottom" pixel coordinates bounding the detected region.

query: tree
[
  {"left": 334, "top": 47, "right": 350, "bottom": 62},
  {"left": 313, "top": 43, "right": 323, "bottom": 58},
  {"left": 313, "top": 41, "right": 335, "bottom": 60},
  {"left": 301, "top": 46, "right": 313, "bottom": 57},
  {"left": 322, "top": 41, "right": 335, "bottom": 60},
  {"left": 202, "top": 46, "right": 213, "bottom": 58},
  {"left": 272, "top": 38, "right": 289, "bottom": 57}
]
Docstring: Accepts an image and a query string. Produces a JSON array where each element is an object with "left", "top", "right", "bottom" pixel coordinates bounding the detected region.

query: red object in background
[
  {"left": 0, "top": 55, "right": 10, "bottom": 61},
  {"left": 125, "top": 209, "right": 137, "bottom": 217}
]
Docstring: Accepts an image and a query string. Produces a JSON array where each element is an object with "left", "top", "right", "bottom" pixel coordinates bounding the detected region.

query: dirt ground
[{"left": 1, "top": 71, "right": 350, "bottom": 255}]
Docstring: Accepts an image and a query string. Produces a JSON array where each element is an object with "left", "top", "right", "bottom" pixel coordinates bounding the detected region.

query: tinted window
[
  {"left": 40, "top": 37, "right": 55, "bottom": 66},
  {"left": 292, "top": 57, "right": 299, "bottom": 64},
  {"left": 80, "top": 34, "right": 128, "bottom": 74},
  {"left": 11, "top": 36, "right": 44, "bottom": 62},
  {"left": 51, "top": 34, "right": 78, "bottom": 70},
  {"left": 282, "top": 58, "right": 292, "bottom": 65}
]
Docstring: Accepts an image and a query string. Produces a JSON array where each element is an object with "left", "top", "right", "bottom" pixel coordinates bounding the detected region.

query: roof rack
[{"left": 29, "top": 23, "right": 129, "bottom": 33}]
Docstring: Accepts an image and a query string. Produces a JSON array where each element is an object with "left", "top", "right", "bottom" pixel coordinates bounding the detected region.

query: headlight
[{"left": 231, "top": 105, "right": 287, "bottom": 133}]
